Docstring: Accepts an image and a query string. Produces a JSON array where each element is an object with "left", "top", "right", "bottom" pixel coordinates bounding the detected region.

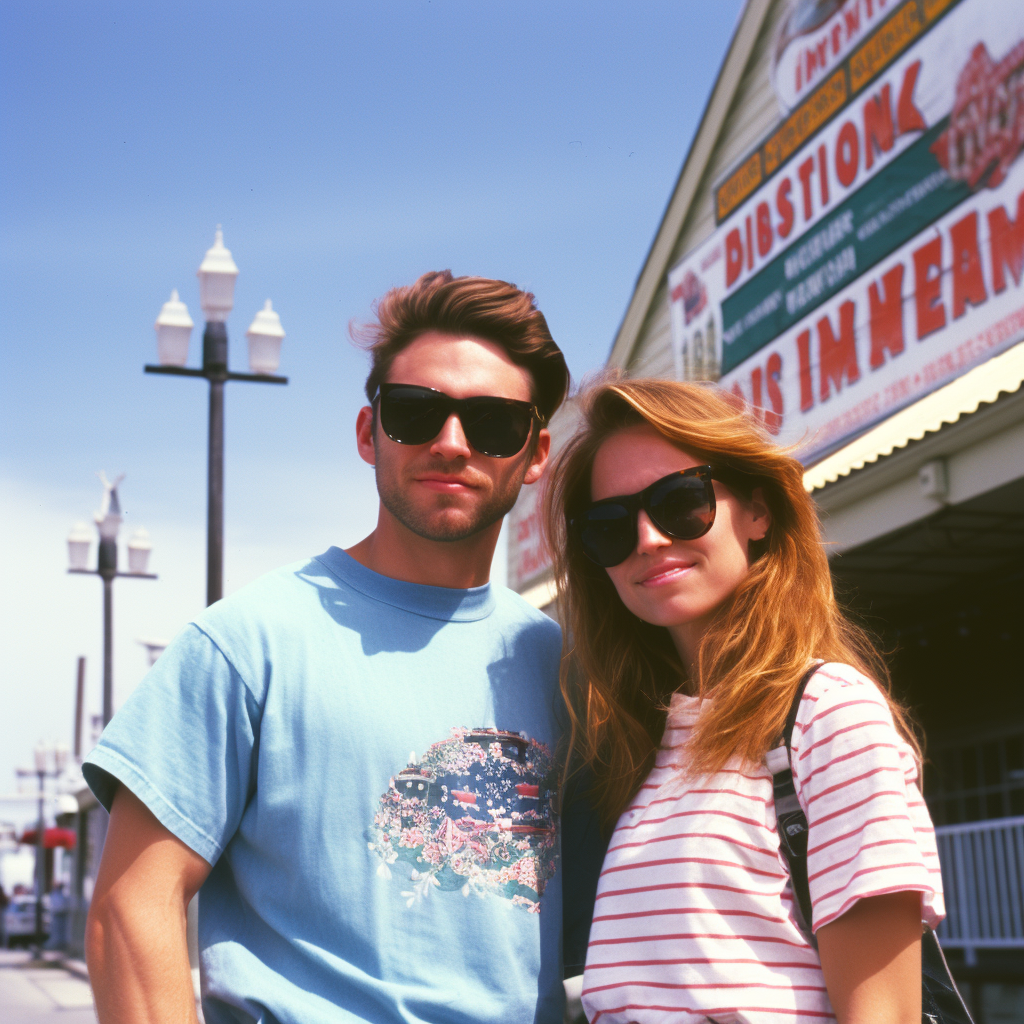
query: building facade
[{"left": 508, "top": 0, "right": 1024, "bottom": 1015}]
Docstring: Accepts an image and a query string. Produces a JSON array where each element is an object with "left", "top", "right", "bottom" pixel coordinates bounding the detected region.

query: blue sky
[{"left": 0, "top": 0, "right": 744, "bottom": 816}]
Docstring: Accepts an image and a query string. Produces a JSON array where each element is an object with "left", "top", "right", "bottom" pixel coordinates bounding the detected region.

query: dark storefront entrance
[{"left": 832, "top": 475, "right": 1024, "bottom": 1018}]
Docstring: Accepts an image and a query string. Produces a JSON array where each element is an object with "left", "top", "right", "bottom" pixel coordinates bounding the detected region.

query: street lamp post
[
  {"left": 144, "top": 227, "right": 288, "bottom": 606},
  {"left": 68, "top": 475, "right": 157, "bottom": 726},
  {"left": 16, "top": 743, "right": 69, "bottom": 948}
]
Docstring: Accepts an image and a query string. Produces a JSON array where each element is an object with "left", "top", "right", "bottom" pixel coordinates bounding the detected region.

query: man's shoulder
[
  {"left": 491, "top": 585, "right": 561, "bottom": 639},
  {"left": 194, "top": 552, "right": 339, "bottom": 640}
]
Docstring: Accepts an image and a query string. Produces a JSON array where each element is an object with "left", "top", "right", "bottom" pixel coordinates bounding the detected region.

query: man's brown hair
[{"left": 357, "top": 270, "right": 570, "bottom": 423}]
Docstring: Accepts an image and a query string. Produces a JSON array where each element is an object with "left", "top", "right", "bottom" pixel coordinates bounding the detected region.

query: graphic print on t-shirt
[{"left": 369, "top": 727, "right": 558, "bottom": 912}]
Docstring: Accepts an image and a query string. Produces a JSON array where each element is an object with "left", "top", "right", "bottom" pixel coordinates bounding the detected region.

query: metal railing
[{"left": 935, "top": 815, "right": 1024, "bottom": 964}]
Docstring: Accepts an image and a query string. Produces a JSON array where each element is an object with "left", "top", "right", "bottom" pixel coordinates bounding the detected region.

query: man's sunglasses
[
  {"left": 571, "top": 466, "right": 740, "bottom": 568},
  {"left": 373, "top": 383, "right": 541, "bottom": 458}
]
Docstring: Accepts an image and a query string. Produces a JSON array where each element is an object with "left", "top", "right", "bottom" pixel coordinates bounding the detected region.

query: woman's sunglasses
[
  {"left": 571, "top": 466, "right": 733, "bottom": 568},
  {"left": 373, "top": 383, "right": 541, "bottom": 458}
]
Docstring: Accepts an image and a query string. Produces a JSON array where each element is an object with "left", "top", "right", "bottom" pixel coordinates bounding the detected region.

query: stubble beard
[{"left": 375, "top": 456, "right": 528, "bottom": 543}]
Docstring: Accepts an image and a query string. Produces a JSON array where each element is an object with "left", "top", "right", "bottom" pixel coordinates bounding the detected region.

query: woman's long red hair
[{"left": 544, "top": 376, "right": 919, "bottom": 831}]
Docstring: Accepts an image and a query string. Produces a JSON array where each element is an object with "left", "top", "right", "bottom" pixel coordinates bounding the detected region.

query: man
[{"left": 83, "top": 271, "right": 571, "bottom": 1024}]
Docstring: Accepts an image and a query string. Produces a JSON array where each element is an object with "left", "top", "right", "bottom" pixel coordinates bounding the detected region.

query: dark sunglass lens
[
  {"left": 578, "top": 505, "right": 635, "bottom": 567},
  {"left": 380, "top": 389, "right": 449, "bottom": 445},
  {"left": 647, "top": 473, "right": 714, "bottom": 540},
  {"left": 461, "top": 401, "right": 533, "bottom": 457}
]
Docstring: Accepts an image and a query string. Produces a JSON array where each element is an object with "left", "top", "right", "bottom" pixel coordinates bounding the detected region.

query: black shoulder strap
[{"left": 768, "top": 662, "right": 821, "bottom": 944}]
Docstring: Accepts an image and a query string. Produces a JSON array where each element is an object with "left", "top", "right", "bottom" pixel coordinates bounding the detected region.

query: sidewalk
[{"left": 0, "top": 949, "right": 97, "bottom": 1024}]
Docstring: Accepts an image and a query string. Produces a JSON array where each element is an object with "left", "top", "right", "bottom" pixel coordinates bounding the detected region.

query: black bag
[{"left": 768, "top": 664, "right": 974, "bottom": 1024}]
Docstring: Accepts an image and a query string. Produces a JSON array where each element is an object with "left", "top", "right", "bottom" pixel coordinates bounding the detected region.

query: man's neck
[{"left": 345, "top": 508, "right": 501, "bottom": 590}]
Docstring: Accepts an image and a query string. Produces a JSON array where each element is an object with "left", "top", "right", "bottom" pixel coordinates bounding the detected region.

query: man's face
[{"left": 358, "top": 331, "right": 549, "bottom": 543}]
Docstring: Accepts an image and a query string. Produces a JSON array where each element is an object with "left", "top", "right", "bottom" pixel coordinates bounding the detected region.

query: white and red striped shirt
[{"left": 581, "top": 662, "right": 944, "bottom": 1023}]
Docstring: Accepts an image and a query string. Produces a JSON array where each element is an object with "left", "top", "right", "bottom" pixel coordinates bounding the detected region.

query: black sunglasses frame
[
  {"left": 373, "top": 383, "right": 543, "bottom": 458},
  {"left": 572, "top": 466, "right": 731, "bottom": 568}
]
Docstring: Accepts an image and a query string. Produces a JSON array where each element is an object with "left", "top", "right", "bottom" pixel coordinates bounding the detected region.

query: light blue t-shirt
[{"left": 84, "top": 548, "right": 565, "bottom": 1024}]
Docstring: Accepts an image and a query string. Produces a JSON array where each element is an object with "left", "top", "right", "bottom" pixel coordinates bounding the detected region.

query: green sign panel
[{"left": 721, "top": 120, "right": 971, "bottom": 374}]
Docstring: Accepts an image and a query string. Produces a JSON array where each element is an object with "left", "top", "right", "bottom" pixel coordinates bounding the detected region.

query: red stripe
[
  {"left": 805, "top": 763, "right": 901, "bottom": 805},
  {"left": 615, "top": 807, "right": 766, "bottom": 832},
  {"left": 807, "top": 837, "right": 918, "bottom": 882},
  {"left": 585, "top": 956, "right": 821, "bottom": 971},
  {"left": 815, "top": 862, "right": 931, "bottom": 905},
  {"left": 813, "top": 883, "right": 936, "bottom": 931},
  {"left": 592, "top": 1003, "right": 835, "bottom": 1021},
  {"left": 606, "top": 830, "right": 778, "bottom": 858},
  {"left": 600, "top": 855, "right": 779, "bottom": 880},
  {"left": 597, "top": 880, "right": 779, "bottom": 901},
  {"left": 807, "top": 813, "right": 913, "bottom": 856},
  {"left": 807, "top": 788, "right": 904, "bottom": 828},
  {"left": 589, "top": 931, "right": 809, "bottom": 948},
  {"left": 797, "top": 716, "right": 890, "bottom": 761},
  {"left": 583, "top": 979, "right": 828, "bottom": 995},
  {"left": 591, "top": 906, "right": 790, "bottom": 925},
  {"left": 798, "top": 742, "right": 901, "bottom": 781}
]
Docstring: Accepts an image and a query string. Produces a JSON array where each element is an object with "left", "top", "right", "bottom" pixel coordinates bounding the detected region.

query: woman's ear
[{"left": 748, "top": 486, "right": 772, "bottom": 542}]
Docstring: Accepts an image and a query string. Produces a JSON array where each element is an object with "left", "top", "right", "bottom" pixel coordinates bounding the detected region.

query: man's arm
[
  {"left": 86, "top": 785, "right": 212, "bottom": 1024},
  {"left": 817, "top": 890, "right": 922, "bottom": 1024}
]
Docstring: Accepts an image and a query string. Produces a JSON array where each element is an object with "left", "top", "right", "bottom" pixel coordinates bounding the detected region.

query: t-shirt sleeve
[
  {"left": 82, "top": 623, "right": 262, "bottom": 866},
  {"left": 791, "top": 663, "right": 945, "bottom": 932}
]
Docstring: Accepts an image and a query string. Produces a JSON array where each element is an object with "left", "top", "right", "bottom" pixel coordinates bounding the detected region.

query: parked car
[{"left": 3, "top": 894, "right": 49, "bottom": 947}]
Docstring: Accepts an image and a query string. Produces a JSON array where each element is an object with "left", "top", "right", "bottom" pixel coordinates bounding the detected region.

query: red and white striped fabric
[{"left": 581, "top": 662, "right": 944, "bottom": 1023}]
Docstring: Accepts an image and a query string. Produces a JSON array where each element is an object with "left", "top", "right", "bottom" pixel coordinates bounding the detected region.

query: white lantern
[
  {"left": 154, "top": 289, "right": 194, "bottom": 366},
  {"left": 245, "top": 300, "right": 286, "bottom": 374},
  {"left": 67, "top": 522, "right": 92, "bottom": 570},
  {"left": 126, "top": 527, "right": 153, "bottom": 574},
  {"left": 196, "top": 225, "right": 239, "bottom": 323},
  {"left": 34, "top": 743, "right": 47, "bottom": 773}
]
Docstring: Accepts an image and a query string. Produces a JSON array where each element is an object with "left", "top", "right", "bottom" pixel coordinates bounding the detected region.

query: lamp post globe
[
  {"left": 246, "top": 299, "right": 286, "bottom": 375},
  {"left": 154, "top": 289, "right": 194, "bottom": 367},
  {"left": 67, "top": 523, "right": 92, "bottom": 571},
  {"left": 127, "top": 527, "right": 153, "bottom": 574},
  {"left": 197, "top": 226, "right": 239, "bottom": 324}
]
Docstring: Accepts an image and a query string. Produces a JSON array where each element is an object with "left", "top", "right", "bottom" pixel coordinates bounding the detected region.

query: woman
[{"left": 546, "top": 377, "right": 943, "bottom": 1024}]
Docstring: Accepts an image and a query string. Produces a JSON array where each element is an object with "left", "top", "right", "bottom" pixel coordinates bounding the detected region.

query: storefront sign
[{"left": 669, "top": 0, "right": 1024, "bottom": 463}]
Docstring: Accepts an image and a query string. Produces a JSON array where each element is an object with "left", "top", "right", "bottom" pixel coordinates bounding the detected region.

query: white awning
[{"left": 804, "top": 341, "right": 1024, "bottom": 492}]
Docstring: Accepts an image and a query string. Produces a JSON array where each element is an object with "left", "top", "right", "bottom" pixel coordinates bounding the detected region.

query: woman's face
[{"left": 589, "top": 424, "right": 771, "bottom": 663}]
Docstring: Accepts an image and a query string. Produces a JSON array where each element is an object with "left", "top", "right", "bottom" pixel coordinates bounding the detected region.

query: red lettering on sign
[
  {"left": 818, "top": 300, "right": 860, "bottom": 401},
  {"left": 765, "top": 352, "right": 784, "bottom": 434},
  {"left": 725, "top": 228, "right": 744, "bottom": 288},
  {"left": 835, "top": 121, "right": 859, "bottom": 188},
  {"left": 896, "top": 60, "right": 927, "bottom": 135},
  {"left": 796, "top": 329, "right": 814, "bottom": 412},
  {"left": 913, "top": 236, "right": 946, "bottom": 339},
  {"left": 745, "top": 215, "right": 754, "bottom": 271},
  {"left": 750, "top": 365, "right": 764, "bottom": 415},
  {"left": 818, "top": 144, "right": 830, "bottom": 207},
  {"left": 950, "top": 210, "right": 988, "bottom": 319},
  {"left": 868, "top": 263, "right": 905, "bottom": 369},
  {"left": 988, "top": 191, "right": 1024, "bottom": 294},
  {"left": 776, "top": 178, "right": 795, "bottom": 239},
  {"left": 756, "top": 202, "right": 773, "bottom": 258},
  {"left": 798, "top": 157, "right": 815, "bottom": 221},
  {"left": 863, "top": 83, "right": 894, "bottom": 170}
]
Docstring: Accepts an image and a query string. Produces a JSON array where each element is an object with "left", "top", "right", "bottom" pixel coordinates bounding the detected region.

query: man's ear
[
  {"left": 522, "top": 427, "right": 551, "bottom": 486},
  {"left": 355, "top": 405, "right": 376, "bottom": 467},
  {"left": 748, "top": 486, "right": 772, "bottom": 541}
]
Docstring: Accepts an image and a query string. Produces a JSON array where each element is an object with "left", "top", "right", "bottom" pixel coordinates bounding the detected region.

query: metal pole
[
  {"left": 74, "top": 656, "right": 85, "bottom": 760},
  {"left": 203, "top": 320, "right": 228, "bottom": 608},
  {"left": 102, "top": 574, "right": 114, "bottom": 727},
  {"left": 35, "top": 770, "right": 45, "bottom": 945},
  {"left": 207, "top": 376, "right": 225, "bottom": 606}
]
